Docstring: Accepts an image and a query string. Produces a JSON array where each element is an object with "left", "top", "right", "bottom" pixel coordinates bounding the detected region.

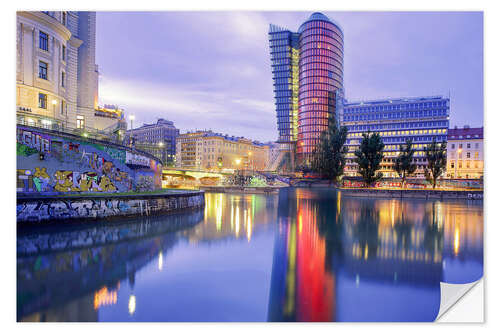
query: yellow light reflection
[
  {"left": 158, "top": 252, "right": 163, "bottom": 271},
  {"left": 454, "top": 225, "right": 460, "bottom": 256},
  {"left": 128, "top": 295, "right": 136, "bottom": 315}
]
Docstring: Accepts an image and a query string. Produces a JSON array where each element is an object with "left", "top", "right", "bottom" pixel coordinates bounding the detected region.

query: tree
[
  {"left": 354, "top": 132, "right": 384, "bottom": 186},
  {"left": 394, "top": 138, "right": 417, "bottom": 187},
  {"left": 424, "top": 139, "right": 447, "bottom": 189},
  {"left": 311, "top": 114, "right": 348, "bottom": 184}
]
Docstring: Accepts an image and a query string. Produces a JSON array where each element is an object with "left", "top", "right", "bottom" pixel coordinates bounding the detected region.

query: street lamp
[
  {"left": 129, "top": 115, "right": 135, "bottom": 130},
  {"left": 235, "top": 158, "right": 241, "bottom": 170}
]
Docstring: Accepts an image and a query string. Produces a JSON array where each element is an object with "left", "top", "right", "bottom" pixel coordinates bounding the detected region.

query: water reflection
[
  {"left": 17, "top": 189, "right": 482, "bottom": 322},
  {"left": 268, "top": 188, "right": 483, "bottom": 322}
]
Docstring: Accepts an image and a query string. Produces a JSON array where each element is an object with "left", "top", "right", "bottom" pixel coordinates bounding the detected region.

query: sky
[{"left": 96, "top": 11, "right": 483, "bottom": 142}]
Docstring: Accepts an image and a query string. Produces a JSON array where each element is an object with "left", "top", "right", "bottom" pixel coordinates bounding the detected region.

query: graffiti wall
[
  {"left": 16, "top": 126, "right": 162, "bottom": 194},
  {"left": 17, "top": 192, "right": 205, "bottom": 224}
]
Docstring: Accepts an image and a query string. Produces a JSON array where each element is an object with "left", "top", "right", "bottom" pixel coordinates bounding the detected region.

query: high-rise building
[
  {"left": 340, "top": 96, "right": 450, "bottom": 177},
  {"left": 16, "top": 11, "right": 99, "bottom": 131},
  {"left": 446, "top": 126, "right": 483, "bottom": 179},
  {"left": 269, "top": 12, "right": 344, "bottom": 164},
  {"left": 175, "top": 130, "right": 270, "bottom": 172},
  {"left": 125, "top": 118, "right": 179, "bottom": 165}
]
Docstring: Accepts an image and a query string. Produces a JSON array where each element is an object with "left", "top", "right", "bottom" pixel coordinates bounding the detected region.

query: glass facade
[
  {"left": 341, "top": 96, "right": 450, "bottom": 177},
  {"left": 269, "top": 13, "right": 344, "bottom": 162}
]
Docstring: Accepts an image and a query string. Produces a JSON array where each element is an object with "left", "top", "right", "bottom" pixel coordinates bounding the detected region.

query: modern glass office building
[
  {"left": 340, "top": 96, "right": 450, "bottom": 177},
  {"left": 269, "top": 12, "right": 344, "bottom": 163}
]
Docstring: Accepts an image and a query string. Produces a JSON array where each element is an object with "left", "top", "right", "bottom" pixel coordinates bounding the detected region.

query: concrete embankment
[
  {"left": 17, "top": 190, "right": 205, "bottom": 225},
  {"left": 199, "top": 186, "right": 280, "bottom": 194},
  {"left": 340, "top": 188, "right": 483, "bottom": 200}
]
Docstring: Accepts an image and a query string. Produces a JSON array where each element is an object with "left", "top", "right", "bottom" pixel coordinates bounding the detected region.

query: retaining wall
[
  {"left": 340, "top": 188, "right": 483, "bottom": 200},
  {"left": 17, "top": 191, "right": 205, "bottom": 225}
]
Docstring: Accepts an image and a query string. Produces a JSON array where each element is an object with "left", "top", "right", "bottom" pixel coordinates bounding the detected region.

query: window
[
  {"left": 60, "top": 100, "right": 65, "bottom": 115},
  {"left": 467, "top": 143, "right": 471, "bottom": 149},
  {"left": 458, "top": 161, "right": 462, "bottom": 169},
  {"left": 451, "top": 143, "right": 455, "bottom": 149},
  {"left": 76, "top": 115, "right": 85, "bottom": 129},
  {"left": 467, "top": 152, "right": 470, "bottom": 159},
  {"left": 62, "top": 45, "right": 66, "bottom": 61},
  {"left": 62, "top": 12, "right": 67, "bottom": 26},
  {"left": 451, "top": 162, "right": 455, "bottom": 169},
  {"left": 475, "top": 143, "right": 479, "bottom": 149},
  {"left": 39, "top": 31, "right": 48, "bottom": 51},
  {"left": 39, "top": 61, "right": 48, "bottom": 80},
  {"left": 459, "top": 143, "right": 463, "bottom": 149},
  {"left": 61, "top": 71, "right": 65, "bottom": 87},
  {"left": 38, "top": 93, "right": 47, "bottom": 109},
  {"left": 475, "top": 152, "right": 479, "bottom": 159}
]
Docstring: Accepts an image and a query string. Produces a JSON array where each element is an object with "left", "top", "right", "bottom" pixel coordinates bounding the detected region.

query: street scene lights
[{"left": 235, "top": 158, "right": 241, "bottom": 169}]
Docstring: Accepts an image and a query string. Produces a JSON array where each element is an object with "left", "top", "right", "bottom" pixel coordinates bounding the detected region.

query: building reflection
[
  {"left": 181, "top": 193, "right": 278, "bottom": 243},
  {"left": 268, "top": 188, "right": 483, "bottom": 321},
  {"left": 17, "top": 210, "right": 203, "bottom": 321}
]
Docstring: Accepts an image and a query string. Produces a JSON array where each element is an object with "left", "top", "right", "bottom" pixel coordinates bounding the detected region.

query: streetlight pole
[
  {"left": 455, "top": 148, "right": 461, "bottom": 179},
  {"left": 52, "top": 99, "right": 57, "bottom": 129}
]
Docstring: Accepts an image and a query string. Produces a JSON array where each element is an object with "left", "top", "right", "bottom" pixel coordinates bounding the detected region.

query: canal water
[{"left": 17, "top": 188, "right": 483, "bottom": 322}]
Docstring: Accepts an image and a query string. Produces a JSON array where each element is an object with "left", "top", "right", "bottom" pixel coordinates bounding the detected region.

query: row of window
[
  {"left": 300, "top": 22, "right": 342, "bottom": 39},
  {"left": 345, "top": 100, "right": 447, "bottom": 113},
  {"left": 450, "top": 161, "right": 481, "bottom": 169},
  {"left": 347, "top": 121, "right": 448, "bottom": 131},
  {"left": 343, "top": 109, "right": 448, "bottom": 121},
  {"left": 450, "top": 143, "right": 481, "bottom": 149}
]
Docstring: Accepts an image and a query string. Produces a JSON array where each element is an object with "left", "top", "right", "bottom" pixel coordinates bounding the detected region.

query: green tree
[
  {"left": 394, "top": 138, "right": 417, "bottom": 188},
  {"left": 354, "top": 132, "right": 385, "bottom": 186},
  {"left": 311, "top": 114, "right": 348, "bottom": 184},
  {"left": 424, "top": 139, "right": 447, "bottom": 189}
]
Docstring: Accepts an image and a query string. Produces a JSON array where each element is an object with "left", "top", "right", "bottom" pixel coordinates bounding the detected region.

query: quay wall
[
  {"left": 199, "top": 186, "right": 279, "bottom": 194},
  {"left": 17, "top": 191, "right": 205, "bottom": 225},
  {"left": 340, "top": 188, "right": 483, "bottom": 200}
]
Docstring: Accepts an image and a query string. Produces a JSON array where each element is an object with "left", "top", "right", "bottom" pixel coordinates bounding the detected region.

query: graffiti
[
  {"left": 17, "top": 125, "right": 161, "bottom": 194},
  {"left": 135, "top": 175, "right": 154, "bottom": 192},
  {"left": 16, "top": 143, "right": 39, "bottom": 157},
  {"left": 17, "top": 192, "right": 205, "bottom": 223},
  {"left": 33, "top": 167, "right": 51, "bottom": 192},
  {"left": 17, "top": 128, "right": 51, "bottom": 153},
  {"left": 94, "top": 144, "right": 126, "bottom": 164},
  {"left": 126, "top": 151, "right": 150, "bottom": 167},
  {"left": 54, "top": 170, "right": 80, "bottom": 192}
]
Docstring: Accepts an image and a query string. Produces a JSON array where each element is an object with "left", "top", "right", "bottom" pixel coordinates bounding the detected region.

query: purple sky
[{"left": 96, "top": 11, "right": 483, "bottom": 142}]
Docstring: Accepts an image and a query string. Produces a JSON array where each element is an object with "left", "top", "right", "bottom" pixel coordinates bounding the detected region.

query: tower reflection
[{"left": 267, "top": 188, "right": 483, "bottom": 322}]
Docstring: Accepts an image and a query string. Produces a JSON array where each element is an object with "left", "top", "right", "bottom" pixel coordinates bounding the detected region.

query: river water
[{"left": 17, "top": 188, "right": 483, "bottom": 322}]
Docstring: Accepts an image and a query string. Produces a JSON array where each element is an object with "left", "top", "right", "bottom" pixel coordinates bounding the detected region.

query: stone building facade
[
  {"left": 446, "top": 126, "right": 484, "bottom": 179},
  {"left": 16, "top": 11, "right": 99, "bottom": 131}
]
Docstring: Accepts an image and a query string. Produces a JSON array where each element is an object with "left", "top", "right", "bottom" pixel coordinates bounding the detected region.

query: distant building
[
  {"left": 446, "top": 126, "right": 483, "bottom": 179},
  {"left": 340, "top": 96, "right": 450, "bottom": 178},
  {"left": 16, "top": 11, "right": 99, "bottom": 130},
  {"left": 176, "top": 130, "right": 270, "bottom": 171},
  {"left": 125, "top": 119, "right": 179, "bottom": 165}
]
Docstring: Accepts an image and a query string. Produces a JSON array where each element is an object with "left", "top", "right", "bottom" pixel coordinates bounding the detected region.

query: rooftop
[
  {"left": 344, "top": 95, "right": 448, "bottom": 107},
  {"left": 448, "top": 126, "right": 483, "bottom": 140}
]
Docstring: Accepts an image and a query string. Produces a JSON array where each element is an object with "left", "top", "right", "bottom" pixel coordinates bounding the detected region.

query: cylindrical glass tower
[{"left": 297, "top": 12, "right": 344, "bottom": 162}]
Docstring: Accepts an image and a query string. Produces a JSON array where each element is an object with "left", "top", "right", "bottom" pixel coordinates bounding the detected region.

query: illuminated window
[
  {"left": 38, "top": 93, "right": 47, "bottom": 109},
  {"left": 76, "top": 115, "right": 85, "bottom": 129}
]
